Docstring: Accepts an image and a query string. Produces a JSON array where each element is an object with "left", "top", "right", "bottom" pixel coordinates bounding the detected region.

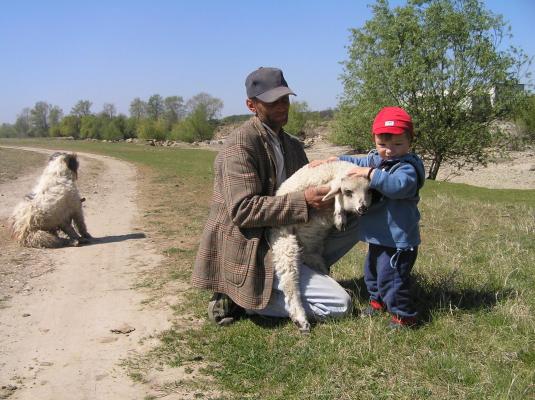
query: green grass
[
  {"left": 2, "top": 138, "right": 534, "bottom": 399},
  {"left": 0, "top": 137, "right": 216, "bottom": 180}
]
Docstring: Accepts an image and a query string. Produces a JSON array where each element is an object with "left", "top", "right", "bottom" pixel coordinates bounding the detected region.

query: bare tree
[
  {"left": 129, "top": 97, "right": 147, "bottom": 119},
  {"left": 101, "top": 103, "right": 117, "bottom": 119},
  {"left": 71, "top": 100, "right": 93, "bottom": 117}
]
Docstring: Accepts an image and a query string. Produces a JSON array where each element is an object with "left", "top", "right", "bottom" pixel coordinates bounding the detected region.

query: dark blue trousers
[{"left": 363, "top": 244, "right": 418, "bottom": 318}]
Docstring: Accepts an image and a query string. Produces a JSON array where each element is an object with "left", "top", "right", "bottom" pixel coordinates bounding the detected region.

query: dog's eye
[{"left": 343, "top": 190, "right": 353, "bottom": 197}]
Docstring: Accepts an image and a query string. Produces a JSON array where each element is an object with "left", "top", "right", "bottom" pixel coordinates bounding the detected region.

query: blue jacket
[{"left": 339, "top": 150, "right": 425, "bottom": 249}]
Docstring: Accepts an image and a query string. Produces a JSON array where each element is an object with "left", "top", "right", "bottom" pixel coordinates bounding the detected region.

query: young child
[{"left": 316, "top": 106, "right": 425, "bottom": 328}]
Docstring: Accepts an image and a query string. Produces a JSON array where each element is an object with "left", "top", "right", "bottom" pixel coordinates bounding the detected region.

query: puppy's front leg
[
  {"left": 59, "top": 223, "right": 83, "bottom": 246},
  {"left": 333, "top": 193, "right": 347, "bottom": 231},
  {"left": 73, "top": 212, "right": 92, "bottom": 239}
]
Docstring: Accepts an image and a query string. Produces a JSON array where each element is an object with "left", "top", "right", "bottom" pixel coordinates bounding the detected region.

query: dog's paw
[
  {"left": 77, "top": 237, "right": 91, "bottom": 245},
  {"left": 296, "top": 320, "right": 311, "bottom": 334}
]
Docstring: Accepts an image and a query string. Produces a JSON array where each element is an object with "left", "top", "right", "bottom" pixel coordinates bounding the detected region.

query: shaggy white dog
[
  {"left": 270, "top": 161, "right": 372, "bottom": 333},
  {"left": 10, "top": 152, "right": 92, "bottom": 248}
]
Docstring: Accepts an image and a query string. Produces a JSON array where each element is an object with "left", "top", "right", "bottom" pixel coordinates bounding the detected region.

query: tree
[
  {"left": 186, "top": 93, "right": 223, "bottom": 120},
  {"left": 285, "top": 101, "right": 310, "bottom": 137},
  {"left": 136, "top": 119, "right": 166, "bottom": 140},
  {"left": 101, "top": 118, "right": 123, "bottom": 140},
  {"left": 0, "top": 123, "right": 16, "bottom": 137},
  {"left": 14, "top": 108, "right": 31, "bottom": 137},
  {"left": 129, "top": 97, "right": 146, "bottom": 120},
  {"left": 162, "top": 95, "right": 186, "bottom": 129},
  {"left": 80, "top": 115, "right": 101, "bottom": 139},
  {"left": 101, "top": 103, "right": 117, "bottom": 119},
  {"left": 171, "top": 104, "right": 215, "bottom": 143},
  {"left": 58, "top": 115, "right": 81, "bottom": 138},
  {"left": 71, "top": 100, "right": 93, "bottom": 117},
  {"left": 146, "top": 94, "right": 165, "bottom": 120},
  {"left": 335, "top": 0, "right": 530, "bottom": 179},
  {"left": 515, "top": 94, "right": 535, "bottom": 143},
  {"left": 29, "top": 101, "right": 51, "bottom": 136},
  {"left": 48, "top": 106, "right": 63, "bottom": 133}
]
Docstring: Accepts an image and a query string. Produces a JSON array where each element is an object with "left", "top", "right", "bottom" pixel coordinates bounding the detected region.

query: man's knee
[{"left": 328, "top": 287, "right": 353, "bottom": 318}]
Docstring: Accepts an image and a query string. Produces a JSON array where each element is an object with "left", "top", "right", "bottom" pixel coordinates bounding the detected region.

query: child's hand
[
  {"left": 347, "top": 166, "right": 374, "bottom": 180},
  {"left": 308, "top": 157, "right": 338, "bottom": 168}
]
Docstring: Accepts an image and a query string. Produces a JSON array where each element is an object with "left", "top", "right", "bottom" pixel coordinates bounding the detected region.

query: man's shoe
[
  {"left": 360, "top": 299, "right": 385, "bottom": 317},
  {"left": 207, "top": 293, "right": 242, "bottom": 326},
  {"left": 389, "top": 315, "right": 417, "bottom": 330}
]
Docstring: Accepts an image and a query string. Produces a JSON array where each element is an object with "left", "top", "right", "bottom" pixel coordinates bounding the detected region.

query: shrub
[
  {"left": 170, "top": 106, "right": 214, "bottom": 143},
  {"left": 136, "top": 119, "right": 166, "bottom": 140},
  {"left": 80, "top": 115, "right": 101, "bottom": 139},
  {"left": 515, "top": 94, "right": 535, "bottom": 143}
]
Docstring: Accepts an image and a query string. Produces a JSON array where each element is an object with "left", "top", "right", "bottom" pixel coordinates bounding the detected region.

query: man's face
[
  {"left": 247, "top": 95, "right": 290, "bottom": 130},
  {"left": 374, "top": 132, "right": 411, "bottom": 160}
]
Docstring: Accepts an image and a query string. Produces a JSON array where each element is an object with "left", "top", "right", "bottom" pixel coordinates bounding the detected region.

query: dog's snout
[{"left": 357, "top": 205, "right": 368, "bottom": 215}]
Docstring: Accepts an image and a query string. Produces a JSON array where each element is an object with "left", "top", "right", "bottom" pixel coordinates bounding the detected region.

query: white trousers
[
  {"left": 251, "top": 216, "right": 361, "bottom": 320},
  {"left": 251, "top": 263, "right": 352, "bottom": 320}
]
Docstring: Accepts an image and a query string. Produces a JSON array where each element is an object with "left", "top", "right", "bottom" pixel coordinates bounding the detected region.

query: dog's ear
[
  {"left": 322, "top": 177, "right": 342, "bottom": 201},
  {"left": 65, "top": 153, "right": 79, "bottom": 174}
]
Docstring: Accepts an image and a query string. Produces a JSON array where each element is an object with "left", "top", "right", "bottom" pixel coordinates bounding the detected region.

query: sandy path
[{"left": 0, "top": 147, "right": 170, "bottom": 399}]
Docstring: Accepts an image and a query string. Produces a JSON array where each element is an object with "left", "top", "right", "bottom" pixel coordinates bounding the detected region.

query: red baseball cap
[{"left": 372, "top": 106, "right": 413, "bottom": 135}]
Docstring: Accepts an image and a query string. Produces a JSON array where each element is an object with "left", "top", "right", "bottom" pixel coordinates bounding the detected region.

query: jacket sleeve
[
  {"left": 338, "top": 155, "right": 370, "bottom": 167},
  {"left": 221, "top": 140, "right": 309, "bottom": 229},
  {"left": 370, "top": 163, "right": 419, "bottom": 199}
]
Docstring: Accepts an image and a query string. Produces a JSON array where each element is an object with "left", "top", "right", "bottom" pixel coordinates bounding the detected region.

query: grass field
[{"left": 1, "top": 138, "right": 534, "bottom": 399}]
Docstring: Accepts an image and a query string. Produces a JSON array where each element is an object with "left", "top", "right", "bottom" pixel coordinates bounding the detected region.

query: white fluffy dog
[
  {"left": 270, "top": 161, "right": 372, "bottom": 333},
  {"left": 10, "top": 152, "right": 92, "bottom": 248}
]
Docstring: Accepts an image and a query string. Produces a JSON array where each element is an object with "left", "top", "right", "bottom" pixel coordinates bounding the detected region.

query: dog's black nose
[{"left": 357, "top": 205, "right": 368, "bottom": 215}]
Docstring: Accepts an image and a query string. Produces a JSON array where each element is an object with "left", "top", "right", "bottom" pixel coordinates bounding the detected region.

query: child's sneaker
[
  {"left": 389, "top": 315, "right": 417, "bottom": 330},
  {"left": 360, "top": 299, "right": 385, "bottom": 317}
]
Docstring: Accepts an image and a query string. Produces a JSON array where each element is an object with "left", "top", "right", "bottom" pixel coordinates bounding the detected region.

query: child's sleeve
[
  {"left": 337, "top": 155, "right": 370, "bottom": 167},
  {"left": 370, "top": 163, "right": 419, "bottom": 199}
]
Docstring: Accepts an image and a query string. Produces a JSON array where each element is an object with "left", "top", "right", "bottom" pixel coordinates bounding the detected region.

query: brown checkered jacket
[{"left": 191, "top": 116, "right": 309, "bottom": 309}]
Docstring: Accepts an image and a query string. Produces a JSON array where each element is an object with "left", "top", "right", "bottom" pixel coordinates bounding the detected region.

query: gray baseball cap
[{"left": 245, "top": 67, "right": 296, "bottom": 103}]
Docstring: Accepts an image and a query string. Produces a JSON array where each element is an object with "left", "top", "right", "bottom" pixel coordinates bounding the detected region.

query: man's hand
[
  {"left": 304, "top": 185, "right": 333, "bottom": 210},
  {"left": 308, "top": 157, "right": 338, "bottom": 168}
]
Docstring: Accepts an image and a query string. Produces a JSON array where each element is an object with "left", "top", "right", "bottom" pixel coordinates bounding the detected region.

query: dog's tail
[{"left": 9, "top": 202, "right": 64, "bottom": 248}]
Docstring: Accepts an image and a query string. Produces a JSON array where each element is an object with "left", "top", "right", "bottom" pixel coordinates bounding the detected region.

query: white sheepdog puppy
[
  {"left": 10, "top": 152, "right": 92, "bottom": 248},
  {"left": 270, "top": 161, "right": 372, "bottom": 333}
]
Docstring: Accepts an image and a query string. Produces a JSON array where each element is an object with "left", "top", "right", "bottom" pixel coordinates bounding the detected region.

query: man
[{"left": 191, "top": 67, "right": 355, "bottom": 326}]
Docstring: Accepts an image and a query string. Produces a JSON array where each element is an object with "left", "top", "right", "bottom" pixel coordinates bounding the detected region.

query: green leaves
[{"left": 335, "top": 0, "right": 530, "bottom": 179}]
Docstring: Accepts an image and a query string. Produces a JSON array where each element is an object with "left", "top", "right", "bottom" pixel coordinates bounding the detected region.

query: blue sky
[{"left": 0, "top": 0, "right": 533, "bottom": 124}]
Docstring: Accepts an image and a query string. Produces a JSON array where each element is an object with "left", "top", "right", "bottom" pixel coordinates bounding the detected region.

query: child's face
[{"left": 374, "top": 132, "right": 411, "bottom": 160}]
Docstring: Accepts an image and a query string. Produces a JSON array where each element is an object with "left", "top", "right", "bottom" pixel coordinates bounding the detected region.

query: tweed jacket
[{"left": 192, "top": 116, "right": 309, "bottom": 309}]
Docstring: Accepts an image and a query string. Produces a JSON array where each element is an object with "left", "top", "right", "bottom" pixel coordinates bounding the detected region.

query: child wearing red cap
[{"left": 313, "top": 106, "right": 425, "bottom": 328}]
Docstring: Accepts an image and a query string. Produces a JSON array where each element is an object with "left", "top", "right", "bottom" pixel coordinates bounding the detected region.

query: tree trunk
[{"left": 428, "top": 155, "right": 442, "bottom": 180}]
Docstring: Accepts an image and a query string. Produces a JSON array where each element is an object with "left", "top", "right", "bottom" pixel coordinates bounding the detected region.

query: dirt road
[{"left": 0, "top": 148, "right": 170, "bottom": 399}]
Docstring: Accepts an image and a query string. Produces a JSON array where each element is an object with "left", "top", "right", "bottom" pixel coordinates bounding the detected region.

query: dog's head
[
  {"left": 322, "top": 175, "right": 372, "bottom": 216},
  {"left": 48, "top": 152, "right": 79, "bottom": 179}
]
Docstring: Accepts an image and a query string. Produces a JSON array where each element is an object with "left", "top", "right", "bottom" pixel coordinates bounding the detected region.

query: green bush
[
  {"left": 101, "top": 120, "right": 123, "bottom": 141},
  {"left": 136, "top": 119, "right": 167, "bottom": 140},
  {"left": 285, "top": 101, "right": 309, "bottom": 137},
  {"left": 331, "top": 103, "right": 375, "bottom": 152},
  {"left": 80, "top": 115, "right": 101, "bottom": 139},
  {"left": 0, "top": 123, "right": 17, "bottom": 138},
  {"left": 58, "top": 115, "right": 81, "bottom": 138},
  {"left": 515, "top": 94, "right": 535, "bottom": 143},
  {"left": 170, "top": 106, "right": 214, "bottom": 143}
]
